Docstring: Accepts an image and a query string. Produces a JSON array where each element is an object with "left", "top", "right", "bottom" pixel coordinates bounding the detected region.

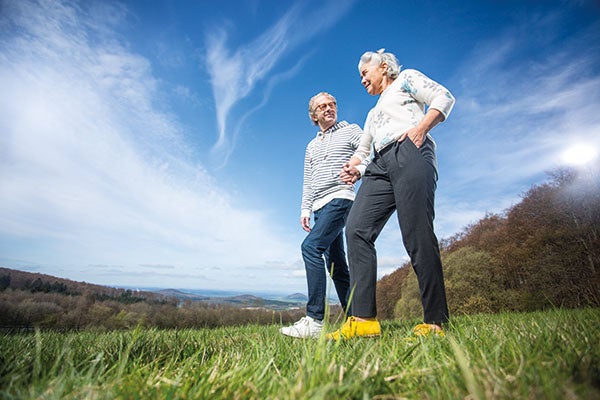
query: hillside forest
[
  {"left": 377, "top": 167, "right": 599, "bottom": 319},
  {"left": 1, "top": 167, "right": 598, "bottom": 330}
]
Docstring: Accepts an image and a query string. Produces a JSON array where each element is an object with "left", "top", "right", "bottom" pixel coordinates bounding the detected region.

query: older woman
[{"left": 327, "top": 49, "right": 455, "bottom": 340}]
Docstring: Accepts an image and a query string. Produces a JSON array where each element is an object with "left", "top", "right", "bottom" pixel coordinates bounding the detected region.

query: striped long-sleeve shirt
[{"left": 301, "top": 121, "right": 363, "bottom": 218}]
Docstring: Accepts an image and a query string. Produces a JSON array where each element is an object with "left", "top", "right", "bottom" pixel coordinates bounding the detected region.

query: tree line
[
  {"left": 377, "top": 167, "right": 599, "bottom": 319},
  {"left": 0, "top": 268, "right": 308, "bottom": 330}
]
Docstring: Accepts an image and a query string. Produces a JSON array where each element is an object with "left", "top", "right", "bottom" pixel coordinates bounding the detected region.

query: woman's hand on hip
[
  {"left": 399, "top": 108, "right": 446, "bottom": 148},
  {"left": 399, "top": 127, "right": 426, "bottom": 148}
]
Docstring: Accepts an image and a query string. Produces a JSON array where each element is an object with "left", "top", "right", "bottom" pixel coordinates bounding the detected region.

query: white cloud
[
  {"left": 204, "top": 12, "right": 295, "bottom": 152},
  {"left": 0, "top": 0, "right": 299, "bottom": 290},
  {"left": 436, "top": 12, "right": 600, "bottom": 227},
  {"left": 203, "top": 0, "right": 356, "bottom": 166}
]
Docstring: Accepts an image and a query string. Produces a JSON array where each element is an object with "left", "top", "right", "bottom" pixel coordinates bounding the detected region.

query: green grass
[{"left": 1, "top": 308, "right": 598, "bottom": 399}]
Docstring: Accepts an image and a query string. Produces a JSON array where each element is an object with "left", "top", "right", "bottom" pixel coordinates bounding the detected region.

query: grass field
[{"left": 0, "top": 308, "right": 598, "bottom": 399}]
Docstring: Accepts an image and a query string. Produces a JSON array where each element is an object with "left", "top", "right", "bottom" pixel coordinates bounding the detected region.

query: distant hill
[
  {"left": 0, "top": 267, "right": 306, "bottom": 311},
  {"left": 0, "top": 267, "right": 314, "bottom": 330},
  {"left": 155, "top": 290, "right": 306, "bottom": 310},
  {"left": 285, "top": 293, "right": 308, "bottom": 302},
  {"left": 156, "top": 288, "right": 209, "bottom": 301},
  {"left": 0, "top": 266, "right": 157, "bottom": 300}
]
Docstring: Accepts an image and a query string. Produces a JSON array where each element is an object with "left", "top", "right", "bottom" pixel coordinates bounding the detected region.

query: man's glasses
[{"left": 315, "top": 102, "right": 337, "bottom": 112}]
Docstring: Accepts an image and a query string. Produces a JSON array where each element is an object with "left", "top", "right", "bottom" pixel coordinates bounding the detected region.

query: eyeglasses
[{"left": 315, "top": 102, "right": 337, "bottom": 112}]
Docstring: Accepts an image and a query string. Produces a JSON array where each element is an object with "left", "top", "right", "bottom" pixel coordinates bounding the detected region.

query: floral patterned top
[{"left": 354, "top": 68, "right": 455, "bottom": 160}]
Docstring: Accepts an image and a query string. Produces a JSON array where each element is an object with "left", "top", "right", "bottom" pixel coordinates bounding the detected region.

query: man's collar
[{"left": 317, "top": 121, "right": 349, "bottom": 136}]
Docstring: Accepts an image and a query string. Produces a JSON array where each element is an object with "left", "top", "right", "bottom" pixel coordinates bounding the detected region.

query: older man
[{"left": 280, "top": 92, "right": 364, "bottom": 338}]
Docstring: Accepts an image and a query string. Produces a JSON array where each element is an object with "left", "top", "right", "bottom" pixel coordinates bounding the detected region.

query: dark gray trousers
[{"left": 346, "top": 137, "right": 449, "bottom": 324}]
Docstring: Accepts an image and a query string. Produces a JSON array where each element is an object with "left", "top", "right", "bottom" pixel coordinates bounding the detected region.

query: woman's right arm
[{"left": 340, "top": 110, "right": 375, "bottom": 184}]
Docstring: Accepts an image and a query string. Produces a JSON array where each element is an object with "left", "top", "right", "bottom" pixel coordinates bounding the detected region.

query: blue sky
[{"left": 1, "top": 0, "right": 599, "bottom": 295}]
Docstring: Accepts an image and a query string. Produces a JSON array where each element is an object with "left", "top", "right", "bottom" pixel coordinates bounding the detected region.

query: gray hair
[
  {"left": 358, "top": 49, "right": 401, "bottom": 79},
  {"left": 308, "top": 92, "right": 336, "bottom": 125}
]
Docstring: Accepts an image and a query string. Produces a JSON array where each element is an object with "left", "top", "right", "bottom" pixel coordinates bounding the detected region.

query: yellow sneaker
[
  {"left": 325, "top": 316, "right": 381, "bottom": 341},
  {"left": 413, "top": 323, "right": 445, "bottom": 337}
]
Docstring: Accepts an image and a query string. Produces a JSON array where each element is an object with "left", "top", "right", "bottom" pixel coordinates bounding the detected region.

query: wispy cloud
[
  {"left": 0, "top": 0, "right": 299, "bottom": 290},
  {"left": 203, "top": 0, "right": 356, "bottom": 166}
]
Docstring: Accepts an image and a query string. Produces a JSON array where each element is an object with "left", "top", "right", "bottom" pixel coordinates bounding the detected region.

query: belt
[{"left": 374, "top": 140, "right": 399, "bottom": 157}]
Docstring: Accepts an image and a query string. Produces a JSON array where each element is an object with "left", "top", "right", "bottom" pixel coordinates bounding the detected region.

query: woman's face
[{"left": 360, "top": 61, "right": 387, "bottom": 96}]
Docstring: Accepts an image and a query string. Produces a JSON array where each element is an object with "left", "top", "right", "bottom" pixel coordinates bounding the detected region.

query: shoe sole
[
  {"left": 326, "top": 333, "right": 381, "bottom": 340},
  {"left": 280, "top": 330, "right": 321, "bottom": 339}
]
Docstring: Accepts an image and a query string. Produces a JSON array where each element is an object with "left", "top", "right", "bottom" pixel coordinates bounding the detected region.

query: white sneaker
[{"left": 280, "top": 316, "right": 323, "bottom": 338}]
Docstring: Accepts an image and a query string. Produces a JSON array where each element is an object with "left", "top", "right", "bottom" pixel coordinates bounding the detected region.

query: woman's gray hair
[
  {"left": 308, "top": 92, "right": 336, "bottom": 125},
  {"left": 358, "top": 49, "right": 401, "bottom": 79}
]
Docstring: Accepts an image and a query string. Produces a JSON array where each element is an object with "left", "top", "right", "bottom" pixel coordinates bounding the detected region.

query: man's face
[{"left": 313, "top": 95, "right": 337, "bottom": 130}]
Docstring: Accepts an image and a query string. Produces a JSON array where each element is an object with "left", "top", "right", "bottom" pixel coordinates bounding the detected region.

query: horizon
[
  {"left": 1, "top": 0, "right": 599, "bottom": 293},
  {"left": 0, "top": 265, "right": 322, "bottom": 300},
  {"left": 129, "top": 286, "right": 309, "bottom": 300}
]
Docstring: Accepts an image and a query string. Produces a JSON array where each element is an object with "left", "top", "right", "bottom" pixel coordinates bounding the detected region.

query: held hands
[{"left": 339, "top": 162, "right": 361, "bottom": 184}]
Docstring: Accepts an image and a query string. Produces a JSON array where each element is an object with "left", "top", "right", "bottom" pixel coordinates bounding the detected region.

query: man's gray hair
[
  {"left": 358, "top": 49, "right": 401, "bottom": 79},
  {"left": 308, "top": 92, "right": 336, "bottom": 125}
]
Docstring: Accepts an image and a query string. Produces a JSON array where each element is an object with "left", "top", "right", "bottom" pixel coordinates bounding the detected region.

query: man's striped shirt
[{"left": 301, "top": 121, "right": 363, "bottom": 218}]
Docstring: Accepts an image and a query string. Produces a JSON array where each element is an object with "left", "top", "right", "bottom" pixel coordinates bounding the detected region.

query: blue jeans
[{"left": 301, "top": 198, "right": 352, "bottom": 321}]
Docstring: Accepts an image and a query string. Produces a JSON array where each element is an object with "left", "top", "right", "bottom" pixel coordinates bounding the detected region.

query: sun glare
[{"left": 561, "top": 144, "right": 598, "bottom": 166}]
